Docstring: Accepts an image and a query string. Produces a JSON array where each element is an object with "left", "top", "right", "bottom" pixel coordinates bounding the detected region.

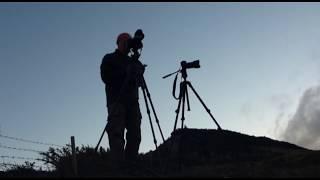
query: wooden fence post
[{"left": 71, "top": 136, "right": 78, "bottom": 176}]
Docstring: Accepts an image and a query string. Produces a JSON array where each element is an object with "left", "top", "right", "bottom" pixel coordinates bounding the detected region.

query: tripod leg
[
  {"left": 173, "top": 82, "right": 184, "bottom": 132},
  {"left": 186, "top": 82, "right": 222, "bottom": 130},
  {"left": 185, "top": 86, "right": 191, "bottom": 111},
  {"left": 141, "top": 76, "right": 165, "bottom": 143},
  {"left": 181, "top": 83, "right": 186, "bottom": 129},
  {"left": 141, "top": 84, "right": 158, "bottom": 149},
  {"left": 95, "top": 123, "right": 107, "bottom": 152},
  {"left": 166, "top": 83, "right": 188, "bottom": 174},
  {"left": 173, "top": 98, "right": 182, "bottom": 132}
]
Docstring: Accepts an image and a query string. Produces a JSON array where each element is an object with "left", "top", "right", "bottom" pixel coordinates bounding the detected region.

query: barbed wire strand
[
  {"left": 0, "top": 155, "right": 44, "bottom": 162},
  {"left": 0, "top": 134, "right": 64, "bottom": 148},
  {"left": 0, "top": 144, "right": 45, "bottom": 154}
]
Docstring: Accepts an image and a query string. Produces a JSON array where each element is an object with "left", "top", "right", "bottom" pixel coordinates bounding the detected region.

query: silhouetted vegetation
[
  {"left": 0, "top": 161, "right": 55, "bottom": 177},
  {"left": 1, "top": 129, "right": 320, "bottom": 177}
]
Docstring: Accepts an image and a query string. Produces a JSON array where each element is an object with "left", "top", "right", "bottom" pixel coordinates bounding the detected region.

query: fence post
[{"left": 71, "top": 136, "right": 78, "bottom": 176}]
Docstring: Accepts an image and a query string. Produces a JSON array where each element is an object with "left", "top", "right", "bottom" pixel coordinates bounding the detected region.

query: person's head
[{"left": 116, "top": 32, "right": 132, "bottom": 55}]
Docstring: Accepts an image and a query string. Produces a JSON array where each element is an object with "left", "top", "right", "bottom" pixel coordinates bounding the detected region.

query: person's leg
[
  {"left": 124, "top": 101, "right": 142, "bottom": 162},
  {"left": 106, "top": 103, "right": 126, "bottom": 164}
]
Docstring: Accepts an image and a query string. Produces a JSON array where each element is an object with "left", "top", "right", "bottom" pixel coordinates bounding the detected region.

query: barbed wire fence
[
  {"left": 0, "top": 133, "right": 67, "bottom": 172},
  {"left": 0, "top": 134, "right": 64, "bottom": 148}
]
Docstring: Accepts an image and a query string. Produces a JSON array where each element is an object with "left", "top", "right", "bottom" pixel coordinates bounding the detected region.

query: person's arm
[{"left": 100, "top": 54, "right": 114, "bottom": 85}]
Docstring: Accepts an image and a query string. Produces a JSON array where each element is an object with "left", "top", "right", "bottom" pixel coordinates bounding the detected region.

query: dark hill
[
  {"left": 151, "top": 128, "right": 306, "bottom": 161},
  {"left": 143, "top": 128, "right": 319, "bottom": 177}
]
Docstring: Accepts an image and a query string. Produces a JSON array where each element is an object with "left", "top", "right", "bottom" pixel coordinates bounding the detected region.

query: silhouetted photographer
[
  {"left": 100, "top": 31, "right": 145, "bottom": 165},
  {"left": 99, "top": 30, "right": 164, "bottom": 169}
]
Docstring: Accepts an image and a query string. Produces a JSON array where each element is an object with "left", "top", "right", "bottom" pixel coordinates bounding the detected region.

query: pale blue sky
[{"left": 1, "top": 2, "right": 320, "bottom": 168}]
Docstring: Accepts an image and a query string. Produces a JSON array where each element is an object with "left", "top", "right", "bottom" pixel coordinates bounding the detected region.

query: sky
[{"left": 1, "top": 2, "right": 320, "bottom": 169}]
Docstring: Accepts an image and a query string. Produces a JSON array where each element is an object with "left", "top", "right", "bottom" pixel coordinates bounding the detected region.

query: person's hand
[{"left": 126, "top": 61, "right": 145, "bottom": 77}]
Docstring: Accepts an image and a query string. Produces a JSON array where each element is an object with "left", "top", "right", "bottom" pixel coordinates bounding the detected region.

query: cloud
[
  {"left": 267, "top": 94, "right": 293, "bottom": 138},
  {"left": 280, "top": 85, "right": 320, "bottom": 150}
]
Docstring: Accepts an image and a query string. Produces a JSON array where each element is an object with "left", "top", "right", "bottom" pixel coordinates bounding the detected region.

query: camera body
[
  {"left": 129, "top": 29, "right": 144, "bottom": 52},
  {"left": 127, "top": 29, "right": 146, "bottom": 79},
  {"left": 180, "top": 60, "right": 200, "bottom": 79},
  {"left": 181, "top": 60, "right": 200, "bottom": 70}
]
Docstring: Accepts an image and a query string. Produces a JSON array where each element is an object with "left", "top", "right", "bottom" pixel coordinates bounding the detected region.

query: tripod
[
  {"left": 162, "top": 60, "right": 222, "bottom": 174},
  {"left": 164, "top": 61, "right": 222, "bottom": 132},
  {"left": 95, "top": 53, "right": 165, "bottom": 152}
]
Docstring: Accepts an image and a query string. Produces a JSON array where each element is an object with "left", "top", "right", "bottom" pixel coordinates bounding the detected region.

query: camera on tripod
[
  {"left": 181, "top": 60, "right": 200, "bottom": 70},
  {"left": 129, "top": 29, "right": 144, "bottom": 53},
  {"left": 128, "top": 29, "right": 145, "bottom": 71},
  {"left": 162, "top": 59, "right": 222, "bottom": 131}
]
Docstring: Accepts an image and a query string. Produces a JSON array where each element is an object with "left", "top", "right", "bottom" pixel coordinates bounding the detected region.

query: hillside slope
[{"left": 145, "top": 128, "right": 319, "bottom": 177}]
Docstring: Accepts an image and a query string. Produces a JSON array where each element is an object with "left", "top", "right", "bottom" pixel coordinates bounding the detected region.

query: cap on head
[{"left": 116, "top": 32, "right": 132, "bottom": 45}]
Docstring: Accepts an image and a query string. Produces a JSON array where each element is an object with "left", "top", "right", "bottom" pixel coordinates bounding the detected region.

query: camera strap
[{"left": 172, "top": 72, "right": 180, "bottom": 100}]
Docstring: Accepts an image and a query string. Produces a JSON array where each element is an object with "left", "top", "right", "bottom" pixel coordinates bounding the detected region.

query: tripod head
[
  {"left": 162, "top": 59, "right": 200, "bottom": 80},
  {"left": 162, "top": 60, "right": 200, "bottom": 101}
]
